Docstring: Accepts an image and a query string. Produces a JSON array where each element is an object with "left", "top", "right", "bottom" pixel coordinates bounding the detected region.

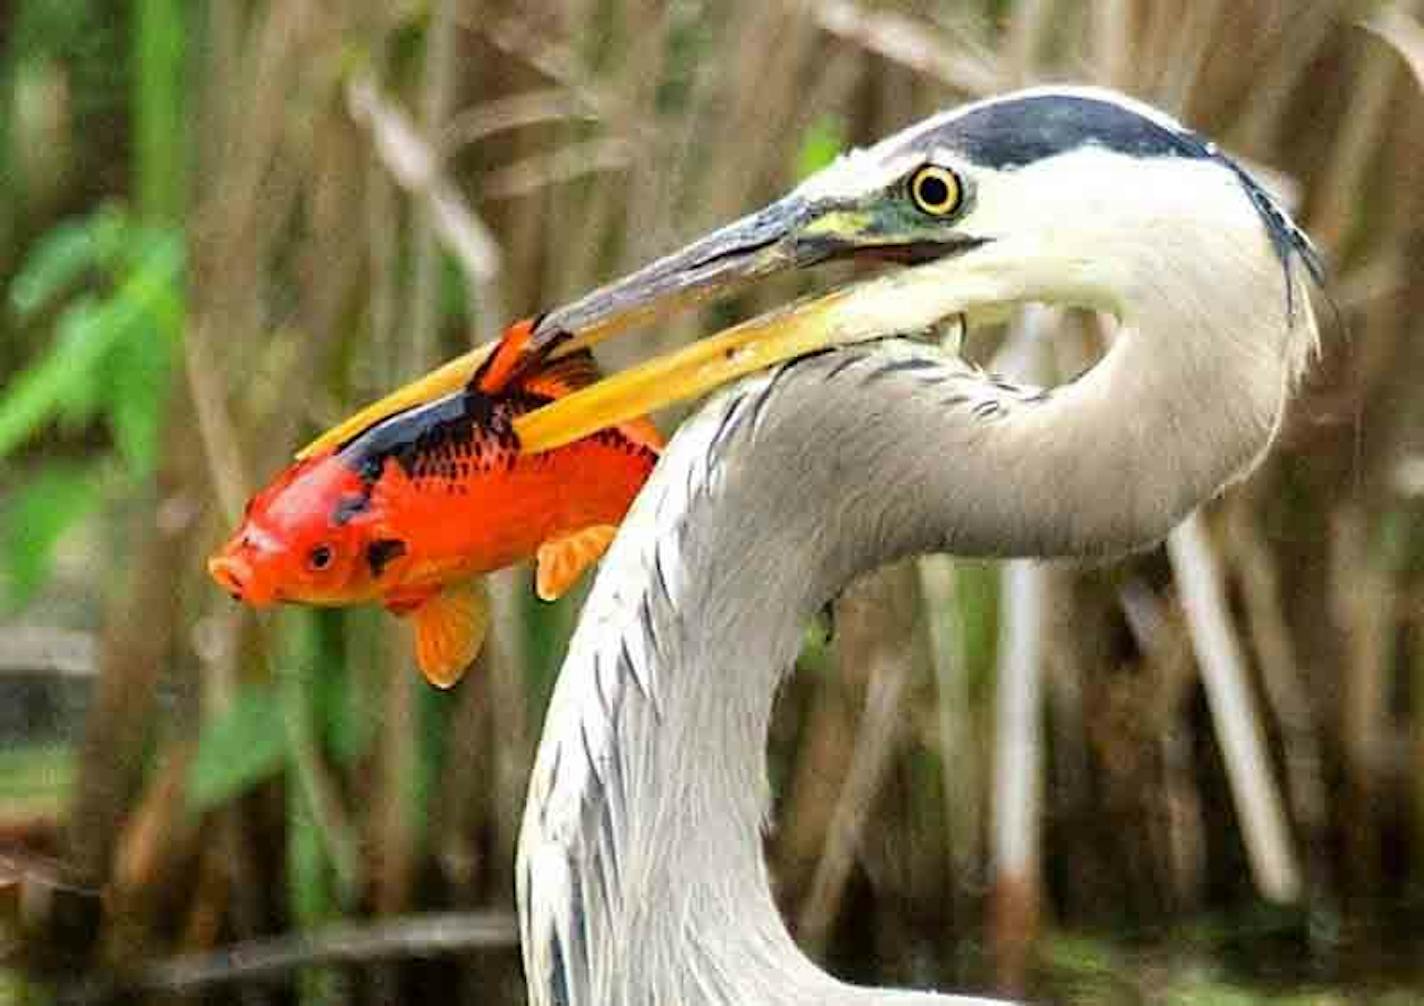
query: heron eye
[
  {"left": 308, "top": 544, "right": 335, "bottom": 571},
  {"left": 909, "top": 165, "right": 962, "bottom": 217}
]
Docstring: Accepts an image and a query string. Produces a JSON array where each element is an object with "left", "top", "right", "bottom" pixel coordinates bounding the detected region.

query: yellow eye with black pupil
[{"left": 910, "top": 165, "right": 961, "bottom": 217}]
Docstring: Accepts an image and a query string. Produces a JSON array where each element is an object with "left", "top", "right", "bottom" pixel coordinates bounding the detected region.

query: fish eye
[
  {"left": 308, "top": 544, "right": 335, "bottom": 571},
  {"left": 909, "top": 165, "right": 962, "bottom": 217}
]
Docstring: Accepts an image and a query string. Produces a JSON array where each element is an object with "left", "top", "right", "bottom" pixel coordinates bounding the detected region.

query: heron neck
[
  {"left": 517, "top": 284, "right": 1306, "bottom": 1006},
  {"left": 948, "top": 280, "right": 1302, "bottom": 557}
]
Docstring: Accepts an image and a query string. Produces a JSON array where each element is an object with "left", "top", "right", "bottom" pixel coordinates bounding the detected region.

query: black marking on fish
[
  {"left": 359, "top": 455, "right": 383, "bottom": 483},
  {"left": 339, "top": 385, "right": 551, "bottom": 480},
  {"left": 331, "top": 492, "right": 371, "bottom": 526},
  {"left": 366, "top": 538, "right": 408, "bottom": 578}
]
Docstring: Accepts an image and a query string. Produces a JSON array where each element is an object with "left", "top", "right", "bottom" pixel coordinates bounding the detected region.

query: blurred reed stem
[{"left": 133, "top": 0, "right": 185, "bottom": 224}]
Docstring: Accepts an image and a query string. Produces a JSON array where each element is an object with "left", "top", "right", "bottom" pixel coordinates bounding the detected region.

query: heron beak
[
  {"left": 514, "top": 248, "right": 998, "bottom": 453},
  {"left": 521, "top": 191, "right": 976, "bottom": 364},
  {"left": 500, "top": 180, "right": 991, "bottom": 451},
  {"left": 524, "top": 193, "right": 821, "bottom": 361},
  {"left": 514, "top": 286, "right": 855, "bottom": 451}
]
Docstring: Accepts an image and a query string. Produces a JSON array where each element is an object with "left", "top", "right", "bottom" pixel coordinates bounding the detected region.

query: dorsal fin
[
  {"left": 473, "top": 317, "right": 539, "bottom": 395},
  {"left": 521, "top": 349, "right": 665, "bottom": 452},
  {"left": 520, "top": 349, "right": 603, "bottom": 400}
]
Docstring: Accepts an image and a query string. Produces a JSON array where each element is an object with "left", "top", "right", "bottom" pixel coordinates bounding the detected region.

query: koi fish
[{"left": 207, "top": 320, "right": 661, "bottom": 688}]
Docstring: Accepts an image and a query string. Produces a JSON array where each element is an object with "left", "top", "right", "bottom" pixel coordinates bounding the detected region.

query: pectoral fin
[
  {"left": 407, "top": 580, "right": 490, "bottom": 688},
  {"left": 535, "top": 525, "right": 618, "bottom": 601}
]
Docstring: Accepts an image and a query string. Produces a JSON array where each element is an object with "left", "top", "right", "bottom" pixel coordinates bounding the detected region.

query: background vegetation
[{"left": 1, "top": 1, "right": 1422, "bottom": 1003}]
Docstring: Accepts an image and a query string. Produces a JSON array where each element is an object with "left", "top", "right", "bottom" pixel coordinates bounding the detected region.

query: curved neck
[{"left": 517, "top": 284, "right": 1309, "bottom": 1005}]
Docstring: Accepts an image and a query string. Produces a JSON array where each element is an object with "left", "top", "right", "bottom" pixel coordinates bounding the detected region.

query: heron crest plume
[{"left": 516, "top": 86, "right": 1322, "bottom": 1006}]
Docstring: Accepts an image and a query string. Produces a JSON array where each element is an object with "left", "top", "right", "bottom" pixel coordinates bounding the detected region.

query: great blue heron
[{"left": 502, "top": 87, "right": 1322, "bottom": 1006}]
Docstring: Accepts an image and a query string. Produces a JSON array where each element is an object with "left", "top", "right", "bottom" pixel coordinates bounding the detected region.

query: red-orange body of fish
[{"left": 208, "top": 321, "right": 661, "bottom": 686}]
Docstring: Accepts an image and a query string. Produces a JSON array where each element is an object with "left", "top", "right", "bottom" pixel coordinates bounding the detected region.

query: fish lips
[{"left": 208, "top": 551, "right": 279, "bottom": 606}]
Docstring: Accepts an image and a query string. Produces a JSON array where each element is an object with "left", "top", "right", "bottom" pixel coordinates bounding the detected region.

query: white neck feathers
[{"left": 517, "top": 170, "right": 1316, "bottom": 1006}]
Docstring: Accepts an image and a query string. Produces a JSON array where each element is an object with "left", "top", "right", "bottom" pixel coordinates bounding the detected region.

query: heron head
[{"left": 511, "top": 87, "right": 1323, "bottom": 451}]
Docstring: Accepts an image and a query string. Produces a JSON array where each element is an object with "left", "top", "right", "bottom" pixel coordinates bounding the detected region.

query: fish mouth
[{"left": 208, "top": 553, "right": 278, "bottom": 606}]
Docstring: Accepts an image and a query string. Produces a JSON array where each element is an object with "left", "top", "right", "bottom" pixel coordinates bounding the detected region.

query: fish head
[{"left": 208, "top": 454, "right": 388, "bottom": 607}]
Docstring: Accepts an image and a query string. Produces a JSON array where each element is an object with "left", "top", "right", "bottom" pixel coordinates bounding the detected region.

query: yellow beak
[
  {"left": 512, "top": 258, "right": 981, "bottom": 453},
  {"left": 513, "top": 288, "right": 856, "bottom": 452}
]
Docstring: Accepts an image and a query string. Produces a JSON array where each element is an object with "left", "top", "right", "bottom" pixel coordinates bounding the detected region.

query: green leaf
[
  {"left": 0, "top": 221, "right": 182, "bottom": 463},
  {"left": 796, "top": 115, "right": 846, "bottom": 180},
  {"left": 187, "top": 682, "right": 290, "bottom": 813},
  {"left": 134, "top": 0, "right": 187, "bottom": 223},
  {"left": 105, "top": 347, "right": 171, "bottom": 473},
  {"left": 1, "top": 461, "right": 102, "bottom": 609},
  {"left": 0, "top": 296, "right": 123, "bottom": 458},
  {"left": 103, "top": 318, "right": 175, "bottom": 473},
  {"left": 8, "top": 216, "right": 100, "bottom": 320},
  {"left": 51, "top": 298, "right": 111, "bottom": 427},
  {"left": 96, "top": 225, "right": 184, "bottom": 333}
]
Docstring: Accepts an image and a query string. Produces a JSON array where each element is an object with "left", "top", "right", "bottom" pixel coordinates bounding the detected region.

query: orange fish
[{"left": 207, "top": 321, "right": 661, "bottom": 687}]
